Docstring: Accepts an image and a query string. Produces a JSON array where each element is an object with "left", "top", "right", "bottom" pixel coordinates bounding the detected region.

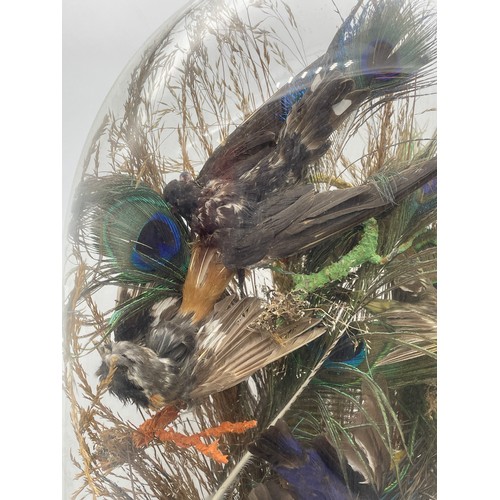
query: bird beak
[{"left": 106, "top": 354, "right": 120, "bottom": 371}]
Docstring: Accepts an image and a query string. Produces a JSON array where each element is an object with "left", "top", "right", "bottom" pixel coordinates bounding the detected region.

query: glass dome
[{"left": 64, "top": 0, "right": 437, "bottom": 498}]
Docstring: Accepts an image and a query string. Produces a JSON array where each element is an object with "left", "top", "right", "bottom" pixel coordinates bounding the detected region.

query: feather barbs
[
  {"left": 71, "top": 175, "right": 190, "bottom": 290},
  {"left": 179, "top": 245, "right": 234, "bottom": 322}
]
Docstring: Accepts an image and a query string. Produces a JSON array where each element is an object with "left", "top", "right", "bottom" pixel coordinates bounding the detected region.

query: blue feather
[
  {"left": 279, "top": 88, "right": 307, "bottom": 122},
  {"left": 131, "top": 211, "right": 184, "bottom": 272},
  {"left": 73, "top": 175, "right": 190, "bottom": 289}
]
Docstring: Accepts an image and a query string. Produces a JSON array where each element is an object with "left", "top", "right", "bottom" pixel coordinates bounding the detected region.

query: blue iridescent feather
[
  {"left": 131, "top": 211, "right": 184, "bottom": 273},
  {"left": 73, "top": 175, "right": 190, "bottom": 290}
]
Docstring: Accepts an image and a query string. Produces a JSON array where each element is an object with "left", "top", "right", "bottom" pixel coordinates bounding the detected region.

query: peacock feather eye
[
  {"left": 64, "top": 0, "right": 437, "bottom": 495},
  {"left": 74, "top": 175, "right": 191, "bottom": 290},
  {"left": 105, "top": 190, "right": 189, "bottom": 273},
  {"left": 131, "top": 211, "right": 184, "bottom": 272}
]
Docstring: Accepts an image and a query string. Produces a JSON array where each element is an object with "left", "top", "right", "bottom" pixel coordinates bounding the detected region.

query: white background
[{"left": 62, "top": 1, "right": 191, "bottom": 495}]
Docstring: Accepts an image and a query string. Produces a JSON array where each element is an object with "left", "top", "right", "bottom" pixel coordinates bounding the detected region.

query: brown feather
[
  {"left": 190, "top": 297, "right": 325, "bottom": 400},
  {"left": 179, "top": 244, "right": 234, "bottom": 322},
  {"left": 220, "top": 158, "right": 437, "bottom": 267},
  {"left": 342, "top": 379, "right": 391, "bottom": 492}
]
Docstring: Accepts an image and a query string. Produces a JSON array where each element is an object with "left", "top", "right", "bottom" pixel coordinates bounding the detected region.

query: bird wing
[
  {"left": 219, "top": 157, "right": 436, "bottom": 268},
  {"left": 197, "top": 0, "right": 435, "bottom": 191},
  {"left": 189, "top": 296, "right": 325, "bottom": 399}
]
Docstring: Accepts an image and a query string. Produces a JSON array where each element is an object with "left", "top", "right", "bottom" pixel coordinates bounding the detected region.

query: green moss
[{"left": 293, "top": 218, "right": 382, "bottom": 293}]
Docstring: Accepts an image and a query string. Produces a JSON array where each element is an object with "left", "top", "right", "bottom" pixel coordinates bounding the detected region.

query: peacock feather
[
  {"left": 72, "top": 175, "right": 190, "bottom": 288},
  {"left": 70, "top": 175, "right": 191, "bottom": 341}
]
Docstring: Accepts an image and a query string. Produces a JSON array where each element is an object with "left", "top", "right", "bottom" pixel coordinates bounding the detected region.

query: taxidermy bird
[
  {"left": 72, "top": 0, "right": 436, "bottom": 409},
  {"left": 162, "top": 0, "right": 437, "bottom": 321},
  {"left": 248, "top": 379, "right": 395, "bottom": 499},
  {"left": 97, "top": 295, "right": 326, "bottom": 409},
  {"left": 248, "top": 419, "right": 380, "bottom": 500}
]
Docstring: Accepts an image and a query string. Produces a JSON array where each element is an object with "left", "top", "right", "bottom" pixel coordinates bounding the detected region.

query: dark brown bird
[{"left": 163, "top": 0, "right": 437, "bottom": 322}]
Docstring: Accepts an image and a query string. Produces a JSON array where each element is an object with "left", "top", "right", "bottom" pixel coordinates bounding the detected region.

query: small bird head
[
  {"left": 163, "top": 173, "right": 202, "bottom": 222},
  {"left": 179, "top": 171, "right": 194, "bottom": 183},
  {"left": 97, "top": 341, "right": 183, "bottom": 409}
]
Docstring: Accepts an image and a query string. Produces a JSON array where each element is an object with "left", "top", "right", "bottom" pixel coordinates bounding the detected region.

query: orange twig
[
  {"left": 199, "top": 420, "right": 258, "bottom": 438},
  {"left": 133, "top": 410, "right": 257, "bottom": 464},
  {"left": 133, "top": 405, "right": 180, "bottom": 447},
  {"left": 155, "top": 429, "right": 229, "bottom": 463}
]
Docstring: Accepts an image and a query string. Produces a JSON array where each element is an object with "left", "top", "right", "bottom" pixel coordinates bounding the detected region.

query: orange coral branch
[
  {"left": 133, "top": 412, "right": 258, "bottom": 464},
  {"left": 133, "top": 405, "right": 180, "bottom": 447},
  {"left": 198, "top": 420, "right": 258, "bottom": 438},
  {"left": 155, "top": 429, "right": 229, "bottom": 464}
]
